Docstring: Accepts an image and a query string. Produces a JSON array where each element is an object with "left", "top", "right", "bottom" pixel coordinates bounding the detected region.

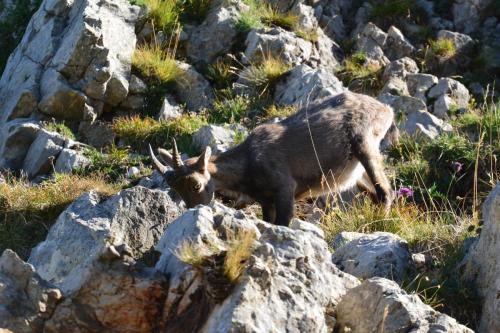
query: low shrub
[{"left": 429, "top": 38, "right": 457, "bottom": 59}]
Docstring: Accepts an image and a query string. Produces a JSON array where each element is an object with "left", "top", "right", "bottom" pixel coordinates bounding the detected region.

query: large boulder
[
  {"left": 43, "top": 248, "right": 168, "bottom": 333},
  {"left": 336, "top": 278, "right": 473, "bottom": 332},
  {"left": 274, "top": 64, "right": 345, "bottom": 106},
  {"left": 462, "top": 184, "right": 500, "bottom": 333},
  {"left": 192, "top": 124, "right": 248, "bottom": 154},
  {"left": 53, "top": 147, "right": 91, "bottom": 174},
  {"left": 155, "top": 203, "right": 360, "bottom": 332},
  {"left": 175, "top": 61, "right": 215, "bottom": 112},
  {"left": 428, "top": 78, "right": 470, "bottom": 119},
  {"left": 452, "top": 0, "right": 491, "bottom": 34},
  {"left": 379, "top": 93, "right": 452, "bottom": 139},
  {"left": 331, "top": 232, "right": 414, "bottom": 283},
  {"left": 406, "top": 73, "right": 439, "bottom": 103},
  {"left": 22, "top": 129, "right": 66, "bottom": 179},
  {"left": 186, "top": 0, "right": 249, "bottom": 65},
  {"left": 243, "top": 27, "right": 314, "bottom": 66},
  {"left": 0, "top": 119, "right": 41, "bottom": 170},
  {"left": 0, "top": 249, "right": 62, "bottom": 333},
  {"left": 28, "top": 186, "right": 182, "bottom": 294},
  {"left": 355, "top": 22, "right": 390, "bottom": 66},
  {"left": 243, "top": 26, "right": 343, "bottom": 72},
  {"left": 0, "top": 0, "right": 140, "bottom": 171}
]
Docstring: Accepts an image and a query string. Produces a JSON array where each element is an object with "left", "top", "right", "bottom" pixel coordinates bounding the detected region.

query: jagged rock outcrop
[
  {"left": 29, "top": 186, "right": 182, "bottom": 294},
  {"left": 274, "top": 64, "right": 345, "bottom": 106},
  {"left": 155, "top": 203, "right": 360, "bottom": 332},
  {"left": 336, "top": 278, "right": 473, "bottom": 332},
  {"left": 175, "top": 61, "right": 215, "bottom": 112},
  {"left": 192, "top": 124, "right": 248, "bottom": 154},
  {"left": 186, "top": 0, "right": 249, "bottom": 65},
  {"left": 331, "top": 232, "right": 415, "bottom": 283},
  {"left": 355, "top": 23, "right": 415, "bottom": 66},
  {"left": 379, "top": 93, "right": 452, "bottom": 139},
  {"left": 243, "top": 27, "right": 342, "bottom": 72},
  {"left": 0, "top": 0, "right": 140, "bottom": 170},
  {"left": 463, "top": 184, "right": 500, "bottom": 333},
  {"left": 0, "top": 249, "right": 62, "bottom": 333}
]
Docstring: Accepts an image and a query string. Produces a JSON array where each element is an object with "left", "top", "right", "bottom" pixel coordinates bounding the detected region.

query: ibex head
[{"left": 149, "top": 139, "right": 215, "bottom": 208}]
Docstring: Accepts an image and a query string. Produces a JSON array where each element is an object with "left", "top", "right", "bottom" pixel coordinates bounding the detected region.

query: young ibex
[{"left": 150, "top": 91, "right": 397, "bottom": 226}]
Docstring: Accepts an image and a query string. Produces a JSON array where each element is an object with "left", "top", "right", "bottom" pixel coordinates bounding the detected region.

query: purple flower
[
  {"left": 397, "top": 187, "right": 414, "bottom": 198},
  {"left": 452, "top": 161, "right": 463, "bottom": 173}
]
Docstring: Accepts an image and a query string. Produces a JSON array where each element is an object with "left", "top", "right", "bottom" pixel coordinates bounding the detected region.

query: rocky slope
[{"left": 0, "top": 0, "right": 499, "bottom": 332}]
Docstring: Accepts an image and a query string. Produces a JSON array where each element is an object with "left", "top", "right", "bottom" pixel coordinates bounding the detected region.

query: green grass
[
  {"left": 320, "top": 197, "right": 480, "bottom": 326},
  {"left": 76, "top": 146, "right": 149, "bottom": 183},
  {"left": 180, "top": 0, "right": 212, "bottom": 22},
  {"left": 260, "top": 5, "right": 298, "bottom": 31},
  {"left": 238, "top": 54, "right": 291, "bottom": 97},
  {"left": 44, "top": 122, "right": 76, "bottom": 140},
  {"left": 0, "top": 0, "right": 42, "bottom": 73},
  {"left": 133, "top": 43, "right": 179, "bottom": 84},
  {"left": 338, "top": 52, "right": 383, "bottom": 93},
  {"left": 235, "top": 0, "right": 299, "bottom": 34},
  {"left": 235, "top": 11, "right": 262, "bottom": 34},
  {"left": 389, "top": 104, "right": 498, "bottom": 211},
  {"left": 141, "top": 0, "right": 180, "bottom": 33},
  {"left": 429, "top": 38, "right": 457, "bottom": 59},
  {"left": 369, "top": 0, "right": 427, "bottom": 28},
  {"left": 206, "top": 57, "right": 239, "bottom": 90},
  {"left": 132, "top": 42, "right": 180, "bottom": 116},
  {"left": 112, "top": 114, "right": 208, "bottom": 155},
  {"left": 209, "top": 95, "right": 252, "bottom": 124},
  {"left": 0, "top": 173, "right": 119, "bottom": 259}
]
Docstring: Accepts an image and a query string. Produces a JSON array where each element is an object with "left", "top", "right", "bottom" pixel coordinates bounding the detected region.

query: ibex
[{"left": 150, "top": 91, "right": 397, "bottom": 226}]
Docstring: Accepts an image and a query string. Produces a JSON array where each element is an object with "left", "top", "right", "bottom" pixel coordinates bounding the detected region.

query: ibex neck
[{"left": 207, "top": 148, "right": 246, "bottom": 192}]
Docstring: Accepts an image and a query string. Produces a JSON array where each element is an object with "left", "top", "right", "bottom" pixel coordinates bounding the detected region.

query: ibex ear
[
  {"left": 197, "top": 146, "right": 212, "bottom": 171},
  {"left": 157, "top": 148, "right": 175, "bottom": 167}
]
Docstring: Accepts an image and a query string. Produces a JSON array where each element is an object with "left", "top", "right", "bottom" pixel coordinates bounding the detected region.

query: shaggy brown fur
[{"left": 150, "top": 91, "right": 396, "bottom": 226}]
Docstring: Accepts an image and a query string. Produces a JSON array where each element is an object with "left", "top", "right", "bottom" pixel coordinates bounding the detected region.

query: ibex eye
[{"left": 193, "top": 183, "right": 202, "bottom": 191}]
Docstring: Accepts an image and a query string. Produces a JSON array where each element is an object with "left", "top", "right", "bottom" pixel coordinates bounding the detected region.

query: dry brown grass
[
  {"left": 174, "top": 229, "right": 257, "bottom": 283},
  {"left": 0, "top": 173, "right": 119, "bottom": 258}
]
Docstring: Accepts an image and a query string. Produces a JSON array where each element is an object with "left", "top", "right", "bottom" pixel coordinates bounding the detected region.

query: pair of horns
[{"left": 149, "top": 139, "right": 184, "bottom": 173}]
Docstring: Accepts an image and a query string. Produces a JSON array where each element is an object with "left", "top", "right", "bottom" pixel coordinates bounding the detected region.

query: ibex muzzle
[{"left": 150, "top": 91, "right": 396, "bottom": 226}]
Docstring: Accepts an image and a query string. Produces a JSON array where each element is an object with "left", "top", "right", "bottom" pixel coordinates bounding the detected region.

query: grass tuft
[
  {"left": 338, "top": 52, "right": 383, "bottom": 93},
  {"left": 223, "top": 230, "right": 257, "bottom": 282},
  {"left": 133, "top": 43, "right": 179, "bottom": 84},
  {"left": 175, "top": 229, "right": 256, "bottom": 283},
  {"left": 44, "top": 122, "right": 76, "bottom": 140},
  {"left": 210, "top": 95, "right": 252, "bottom": 124},
  {"left": 238, "top": 54, "right": 291, "bottom": 97},
  {"left": 429, "top": 38, "right": 457, "bottom": 59}
]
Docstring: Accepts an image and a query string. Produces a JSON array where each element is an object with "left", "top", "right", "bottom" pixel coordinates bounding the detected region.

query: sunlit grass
[
  {"left": 112, "top": 114, "right": 208, "bottom": 155},
  {"left": 133, "top": 43, "right": 179, "bottom": 84},
  {"left": 429, "top": 38, "right": 457, "bottom": 59},
  {"left": 0, "top": 173, "right": 119, "bottom": 259}
]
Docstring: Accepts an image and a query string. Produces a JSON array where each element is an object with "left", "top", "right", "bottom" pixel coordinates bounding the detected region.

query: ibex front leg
[
  {"left": 274, "top": 182, "right": 296, "bottom": 226},
  {"left": 353, "top": 140, "right": 393, "bottom": 213}
]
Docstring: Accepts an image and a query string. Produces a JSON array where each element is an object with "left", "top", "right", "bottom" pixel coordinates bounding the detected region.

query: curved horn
[
  {"left": 149, "top": 144, "right": 168, "bottom": 174},
  {"left": 172, "top": 138, "right": 184, "bottom": 170}
]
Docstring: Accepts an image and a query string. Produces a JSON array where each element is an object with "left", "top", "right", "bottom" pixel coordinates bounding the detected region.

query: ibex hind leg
[{"left": 353, "top": 141, "right": 393, "bottom": 213}]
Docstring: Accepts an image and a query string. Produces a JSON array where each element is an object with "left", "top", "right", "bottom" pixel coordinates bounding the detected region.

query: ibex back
[{"left": 150, "top": 91, "right": 397, "bottom": 226}]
